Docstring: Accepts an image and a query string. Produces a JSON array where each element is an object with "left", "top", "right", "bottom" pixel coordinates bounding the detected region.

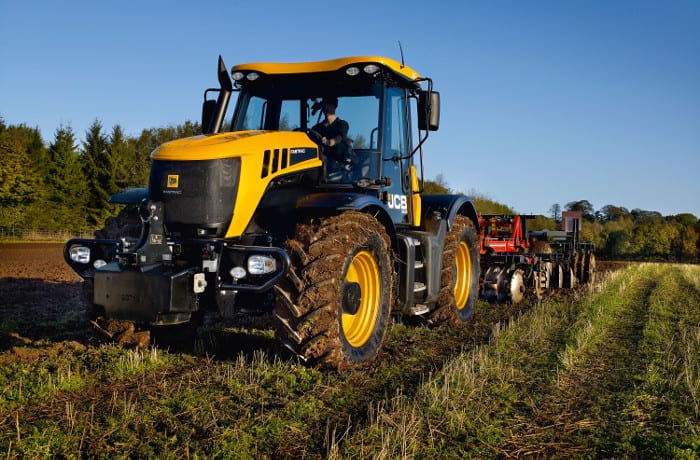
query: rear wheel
[
  {"left": 273, "top": 212, "right": 393, "bottom": 369},
  {"left": 430, "top": 215, "right": 480, "bottom": 326}
]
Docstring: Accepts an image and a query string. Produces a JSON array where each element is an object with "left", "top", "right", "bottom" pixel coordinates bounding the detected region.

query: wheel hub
[{"left": 342, "top": 281, "right": 362, "bottom": 315}]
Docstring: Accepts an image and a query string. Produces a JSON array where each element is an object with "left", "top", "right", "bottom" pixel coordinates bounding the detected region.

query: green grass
[
  {"left": 1, "top": 264, "right": 699, "bottom": 458},
  {"left": 332, "top": 264, "right": 700, "bottom": 459}
]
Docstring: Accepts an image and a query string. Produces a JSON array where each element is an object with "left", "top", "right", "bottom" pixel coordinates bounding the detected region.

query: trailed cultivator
[{"left": 478, "top": 213, "right": 595, "bottom": 303}]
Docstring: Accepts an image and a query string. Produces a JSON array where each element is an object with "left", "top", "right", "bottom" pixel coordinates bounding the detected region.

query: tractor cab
[{"left": 202, "top": 56, "right": 440, "bottom": 228}]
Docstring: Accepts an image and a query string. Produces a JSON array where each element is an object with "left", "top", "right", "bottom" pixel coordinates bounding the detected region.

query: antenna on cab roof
[{"left": 398, "top": 41, "right": 405, "bottom": 68}]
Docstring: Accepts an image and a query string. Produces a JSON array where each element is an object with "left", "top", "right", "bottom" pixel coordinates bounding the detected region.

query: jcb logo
[
  {"left": 387, "top": 193, "right": 408, "bottom": 214},
  {"left": 166, "top": 174, "right": 179, "bottom": 188}
]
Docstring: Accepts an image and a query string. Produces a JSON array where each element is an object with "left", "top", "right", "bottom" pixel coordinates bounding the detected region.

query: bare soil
[{"left": 0, "top": 243, "right": 89, "bottom": 351}]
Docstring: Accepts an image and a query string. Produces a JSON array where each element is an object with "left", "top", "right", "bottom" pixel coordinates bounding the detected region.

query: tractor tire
[
  {"left": 430, "top": 215, "right": 480, "bottom": 326},
  {"left": 94, "top": 205, "right": 142, "bottom": 240},
  {"left": 87, "top": 206, "right": 142, "bottom": 319},
  {"left": 88, "top": 205, "right": 151, "bottom": 348},
  {"left": 273, "top": 211, "right": 393, "bottom": 370}
]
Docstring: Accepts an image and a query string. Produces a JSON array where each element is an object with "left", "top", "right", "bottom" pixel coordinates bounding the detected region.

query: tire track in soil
[{"left": 504, "top": 269, "right": 658, "bottom": 457}]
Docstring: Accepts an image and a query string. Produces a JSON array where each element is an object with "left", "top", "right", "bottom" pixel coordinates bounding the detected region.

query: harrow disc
[
  {"left": 551, "top": 262, "right": 564, "bottom": 290},
  {"left": 498, "top": 268, "right": 525, "bottom": 304},
  {"left": 482, "top": 265, "right": 503, "bottom": 302},
  {"left": 582, "top": 251, "right": 596, "bottom": 284},
  {"left": 534, "top": 262, "right": 552, "bottom": 300}
]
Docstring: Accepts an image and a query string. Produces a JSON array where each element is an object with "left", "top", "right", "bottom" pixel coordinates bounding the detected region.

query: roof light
[
  {"left": 232, "top": 71, "right": 245, "bottom": 81},
  {"left": 345, "top": 66, "right": 360, "bottom": 76},
  {"left": 363, "top": 64, "right": 380, "bottom": 74},
  {"left": 246, "top": 72, "right": 260, "bottom": 81}
]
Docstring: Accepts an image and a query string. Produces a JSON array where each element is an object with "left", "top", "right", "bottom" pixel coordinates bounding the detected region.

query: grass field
[{"left": 1, "top": 263, "right": 699, "bottom": 458}]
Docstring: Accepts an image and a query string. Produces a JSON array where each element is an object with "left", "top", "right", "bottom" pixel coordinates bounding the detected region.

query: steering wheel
[{"left": 304, "top": 128, "right": 324, "bottom": 146}]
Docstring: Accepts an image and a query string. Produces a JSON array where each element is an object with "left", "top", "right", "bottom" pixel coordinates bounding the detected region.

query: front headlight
[
  {"left": 248, "top": 255, "right": 276, "bottom": 275},
  {"left": 70, "top": 246, "right": 90, "bottom": 264}
]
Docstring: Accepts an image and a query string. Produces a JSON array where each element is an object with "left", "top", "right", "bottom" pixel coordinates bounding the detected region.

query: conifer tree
[
  {"left": 45, "top": 125, "right": 88, "bottom": 228},
  {"left": 81, "top": 120, "right": 117, "bottom": 226},
  {"left": 0, "top": 123, "right": 43, "bottom": 227}
]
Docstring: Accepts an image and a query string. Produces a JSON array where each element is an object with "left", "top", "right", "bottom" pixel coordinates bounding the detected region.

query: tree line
[
  {"left": 1, "top": 118, "right": 698, "bottom": 262},
  {"left": 425, "top": 176, "right": 699, "bottom": 263},
  {"left": 0, "top": 117, "right": 199, "bottom": 232}
]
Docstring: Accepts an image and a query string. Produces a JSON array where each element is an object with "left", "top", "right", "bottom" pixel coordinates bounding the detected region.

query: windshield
[{"left": 231, "top": 86, "right": 382, "bottom": 184}]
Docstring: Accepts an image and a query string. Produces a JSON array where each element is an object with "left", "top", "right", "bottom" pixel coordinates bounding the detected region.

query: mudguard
[
  {"left": 420, "top": 194, "right": 479, "bottom": 231},
  {"left": 109, "top": 188, "right": 149, "bottom": 205},
  {"left": 296, "top": 191, "right": 397, "bottom": 240}
]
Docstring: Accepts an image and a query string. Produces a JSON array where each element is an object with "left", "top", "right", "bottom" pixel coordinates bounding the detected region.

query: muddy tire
[
  {"left": 430, "top": 215, "right": 480, "bottom": 326},
  {"left": 273, "top": 211, "right": 393, "bottom": 370},
  {"left": 94, "top": 205, "right": 142, "bottom": 240},
  {"left": 89, "top": 205, "right": 150, "bottom": 348}
]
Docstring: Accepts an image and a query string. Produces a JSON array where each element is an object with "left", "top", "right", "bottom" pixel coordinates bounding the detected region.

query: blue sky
[{"left": 1, "top": 0, "right": 698, "bottom": 217}]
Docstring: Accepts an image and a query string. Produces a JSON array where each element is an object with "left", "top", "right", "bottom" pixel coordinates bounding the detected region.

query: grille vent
[{"left": 261, "top": 148, "right": 289, "bottom": 178}]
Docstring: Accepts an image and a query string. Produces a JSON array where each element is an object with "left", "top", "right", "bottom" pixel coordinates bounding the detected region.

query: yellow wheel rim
[
  {"left": 341, "top": 250, "right": 380, "bottom": 348},
  {"left": 454, "top": 241, "right": 471, "bottom": 310}
]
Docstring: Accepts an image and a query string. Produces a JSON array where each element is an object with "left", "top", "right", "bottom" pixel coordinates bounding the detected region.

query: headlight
[
  {"left": 230, "top": 266, "right": 247, "bottom": 280},
  {"left": 70, "top": 246, "right": 90, "bottom": 264},
  {"left": 93, "top": 259, "right": 107, "bottom": 269},
  {"left": 248, "top": 255, "right": 276, "bottom": 275}
]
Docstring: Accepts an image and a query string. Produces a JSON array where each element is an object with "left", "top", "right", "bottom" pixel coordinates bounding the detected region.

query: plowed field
[{"left": 0, "top": 243, "right": 89, "bottom": 348}]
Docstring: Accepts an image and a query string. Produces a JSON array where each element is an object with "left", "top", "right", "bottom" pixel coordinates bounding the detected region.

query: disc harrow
[{"left": 478, "top": 213, "right": 595, "bottom": 304}]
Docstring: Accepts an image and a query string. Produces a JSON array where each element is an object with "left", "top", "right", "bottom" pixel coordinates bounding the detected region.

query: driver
[{"left": 312, "top": 97, "right": 351, "bottom": 164}]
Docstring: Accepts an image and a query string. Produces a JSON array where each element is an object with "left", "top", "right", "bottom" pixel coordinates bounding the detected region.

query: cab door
[{"left": 382, "top": 87, "right": 420, "bottom": 227}]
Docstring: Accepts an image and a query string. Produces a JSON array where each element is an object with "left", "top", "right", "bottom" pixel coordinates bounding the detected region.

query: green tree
[
  {"left": 44, "top": 125, "right": 88, "bottom": 229},
  {"left": 0, "top": 123, "right": 43, "bottom": 227},
  {"left": 423, "top": 174, "right": 451, "bottom": 194},
  {"left": 81, "top": 120, "right": 117, "bottom": 226},
  {"left": 565, "top": 200, "right": 595, "bottom": 222},
  {"left": 549, "top": 203, "right": 561, "bottom": 223},
  {"left": 109, "top": 124, "right": 138, "bottom": 189},
  {"left": 598, "top": 204, "right": 630, "bottom": 222},
  {"left": 470, "top": 190, "right": 514, "bottom": 215}
]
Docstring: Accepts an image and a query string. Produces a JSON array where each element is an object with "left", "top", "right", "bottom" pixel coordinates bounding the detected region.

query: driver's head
[{"left": 321, "top": 97, "right": 338, "bottom": 115}]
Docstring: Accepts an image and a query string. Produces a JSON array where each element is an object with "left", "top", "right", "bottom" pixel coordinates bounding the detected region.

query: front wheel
[
  {"left": 273, "top": 212, "right": 393, "bottom": 369},
  {"left": 430, "top": 215, "right": 480, "bottom": 326}
]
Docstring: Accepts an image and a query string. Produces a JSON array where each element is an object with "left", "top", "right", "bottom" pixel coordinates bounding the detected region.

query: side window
[
  {"left": 337, "top": 96, "right": 379, "bottom": 149},
  {"left": 386, "top": 88, "right": 408, "bottom": 157},
  {"left": 382, "top": 88, "right": 411, "bottom": 195},
  {"left": 279, "top": 100, "right": 300, "bottom": 131}
]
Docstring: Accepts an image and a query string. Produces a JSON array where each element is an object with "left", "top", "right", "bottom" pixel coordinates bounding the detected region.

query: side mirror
[
  {"left": 418, "top": 90, "right": 440, "bottom": 131},
  {"left": 201, "top": 96, "right": 218, "bottom": 134}
]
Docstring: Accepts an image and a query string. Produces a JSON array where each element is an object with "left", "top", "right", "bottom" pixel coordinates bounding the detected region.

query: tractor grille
[{"left": 149, "top": 158, "right": 240, "bottom": 238}]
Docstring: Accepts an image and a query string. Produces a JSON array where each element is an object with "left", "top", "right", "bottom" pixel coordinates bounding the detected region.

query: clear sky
[{"left": 1, "top": 0, "right": 698, "bottom": 217}]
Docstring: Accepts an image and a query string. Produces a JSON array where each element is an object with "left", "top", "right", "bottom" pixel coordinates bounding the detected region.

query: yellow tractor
[{"left": 65, "top": 55, "right": 480, "bottom": 369}]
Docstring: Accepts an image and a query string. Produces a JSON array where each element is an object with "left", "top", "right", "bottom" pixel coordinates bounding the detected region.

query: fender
[
  {"left": 420, "top": 194, "right": 479, "bottom": 231},
  {"left": 296, "top": 191, "right": 397, "bottom": 243},
  {"left": 109, "top": 188, "right": 149, "bottom": 205}
]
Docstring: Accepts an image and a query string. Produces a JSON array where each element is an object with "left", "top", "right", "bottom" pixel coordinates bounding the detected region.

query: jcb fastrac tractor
[{"left": 65, "top": 56, "right": 481, "bottom": 369}]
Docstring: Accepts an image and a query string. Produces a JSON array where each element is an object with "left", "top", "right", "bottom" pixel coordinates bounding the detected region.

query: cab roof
[{"left": 231, "top": 56, "right": 422, "bottom": 87}]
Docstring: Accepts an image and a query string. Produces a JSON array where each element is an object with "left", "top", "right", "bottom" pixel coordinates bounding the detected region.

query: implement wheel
[
  {"left": 273, "top": 212, "right": 393, "bottom": 369},
  {"left": 430, "top": 215, "right": 480, "bottom": 326}
]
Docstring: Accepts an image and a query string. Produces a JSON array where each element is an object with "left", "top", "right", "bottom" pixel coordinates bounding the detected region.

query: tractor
[{"left": 65, "top": 55, "right": 481, "bottom": 369}]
